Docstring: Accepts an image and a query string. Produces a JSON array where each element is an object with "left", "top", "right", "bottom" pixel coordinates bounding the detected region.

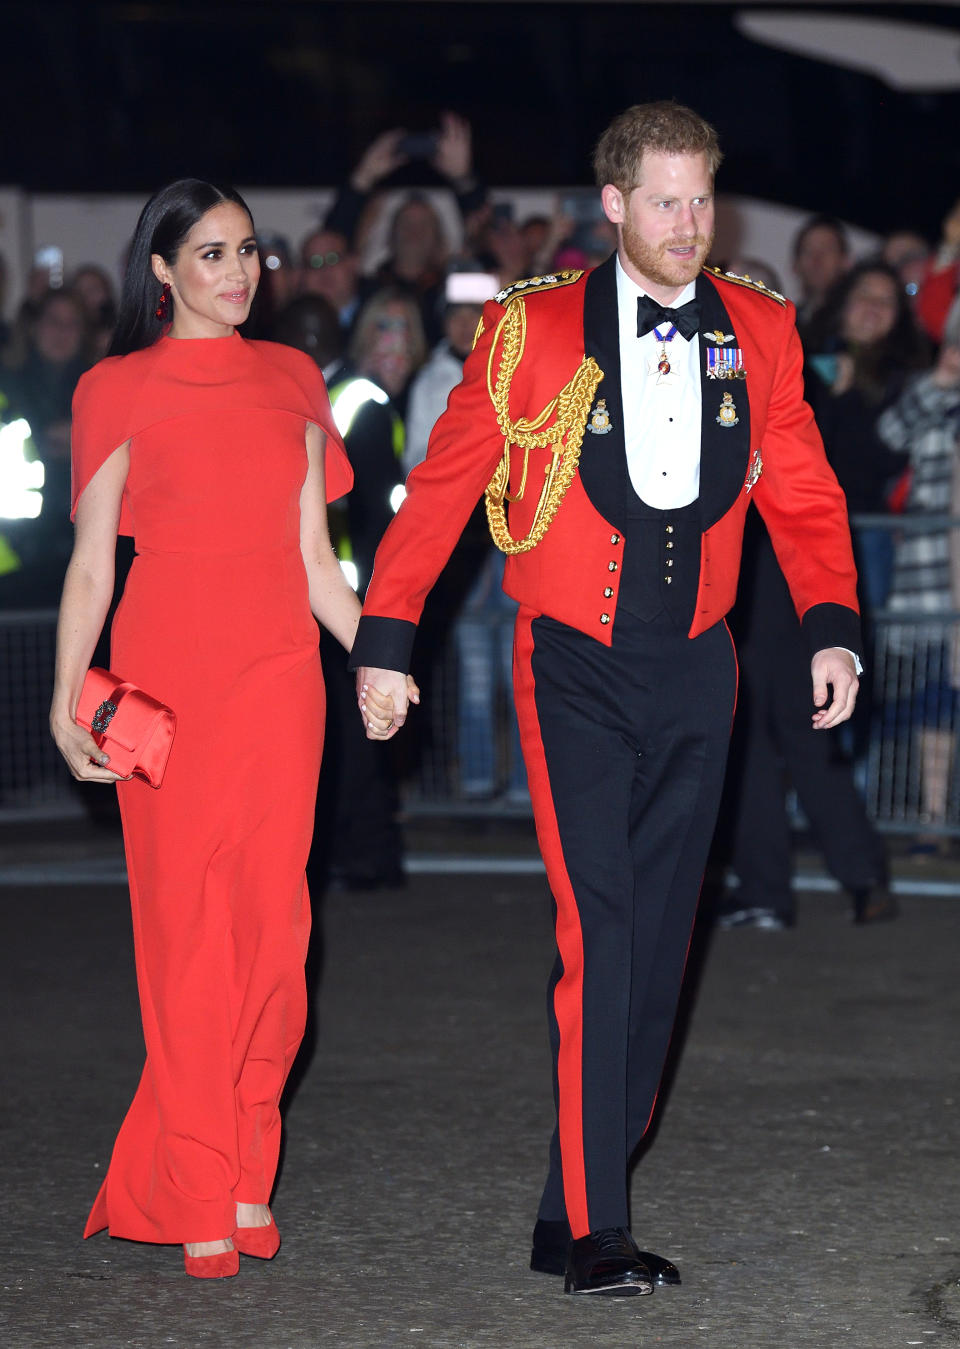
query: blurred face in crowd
[
  {"left": 34, "top": 295, "right": 85, "bottom": 364},
  {"left": 601, "top": 151, "right": 714, "bottom": 303},
  {"left": 299, "top": 230, "right": 358, "bottom": 309},
  {"left": 794, "top": 224, "right": 848, "bottom": 301},
  {"left": 881, "top": 231, "right": 930, "bottom": 298},
  {"left": 72, "top": 265, "right": 114, "bottom": 322},
  {"left": 841, "top": 269, "right": 899, "bottom": 346},
  {"left": 358, "top": 299, "right": 419, "bottom": 395},
  {"left": 581, "top": 218, "right": 618, "bottom": 268},
  {"left": 391, "top": 200, "right": 445, "bottom": 276},
  {"left": 153, "top": 202, "right": 259, "bottom": 339},
  {"left": 444, "top": 303, "right": 484, "bottom": 359},
  {"left": 520, "top": 217, "right": 549, "bottom": 272},
  {"left": 486, "top": 217, "right": 527, "bottom": 285}
]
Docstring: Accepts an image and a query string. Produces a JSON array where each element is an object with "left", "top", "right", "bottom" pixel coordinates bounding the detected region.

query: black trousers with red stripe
[{"left": 513, "top": 605, "right": 738, "bottom": 1238}]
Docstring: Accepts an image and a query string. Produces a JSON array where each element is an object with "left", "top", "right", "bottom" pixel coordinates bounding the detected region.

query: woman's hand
[
  {"left": 50, "top": 713, "right": 128, "bottom": 782},
  {"left": 356, "top": 668, "right": 421, "bottom": 740}
]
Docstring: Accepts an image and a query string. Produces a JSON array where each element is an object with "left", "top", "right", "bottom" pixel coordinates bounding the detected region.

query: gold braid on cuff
[{"left": 480, "top": 302, "right": 603, "bottom": 555}]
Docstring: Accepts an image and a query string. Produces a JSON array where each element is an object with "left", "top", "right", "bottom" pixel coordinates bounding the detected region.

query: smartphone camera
[
  {"left": 397, "top": 131, "right": 439, "bottom": 160},
  {"left": 33, "top": 245, "right": 64, "bottom": 289}
]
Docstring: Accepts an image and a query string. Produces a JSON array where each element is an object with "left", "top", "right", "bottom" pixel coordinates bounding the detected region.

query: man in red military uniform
[{"left": 351, "top": 102, "right": 860, "bottom": 1297}]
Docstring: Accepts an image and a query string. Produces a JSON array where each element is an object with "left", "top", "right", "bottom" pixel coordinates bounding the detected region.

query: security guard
[{"left": 272, "top": 295, "right": 407, "bottom": 890}]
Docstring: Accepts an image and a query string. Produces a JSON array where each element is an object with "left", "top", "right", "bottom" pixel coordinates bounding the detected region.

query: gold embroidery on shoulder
[
  {"left": 495, "top": 270, "right": 584, "bottom": 308},
  {"left": 483, "top": 298, "right": 602, "bottom": 555},
  {"left": 706, "top": 265, "right": 786, "bottom": 306}
]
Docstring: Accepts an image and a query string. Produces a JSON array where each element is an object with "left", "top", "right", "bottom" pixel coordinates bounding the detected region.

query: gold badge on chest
[
  {"left": 716, "top": 391, "right": 740, "bottom": 428},
  {"left": 587, "top": 398, "right": 613, "bottom": 435}
]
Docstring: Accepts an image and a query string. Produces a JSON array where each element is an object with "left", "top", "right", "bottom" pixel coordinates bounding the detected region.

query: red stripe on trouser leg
[{"left": 512, "top": 609, "right": 589, "bottom": 1239}]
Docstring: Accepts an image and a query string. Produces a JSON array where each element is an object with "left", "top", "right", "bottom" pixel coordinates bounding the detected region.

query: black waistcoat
[
  {"left": 619, "top": 496, "right": 700, "bottom": 627},
  {"left": 575, "top": 255, "right": 751, "bottom": 634}
]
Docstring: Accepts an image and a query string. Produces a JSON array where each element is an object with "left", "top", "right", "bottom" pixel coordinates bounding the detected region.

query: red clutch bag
[{"left": 76, "top": 668, "right": 177, "bottom": 788}]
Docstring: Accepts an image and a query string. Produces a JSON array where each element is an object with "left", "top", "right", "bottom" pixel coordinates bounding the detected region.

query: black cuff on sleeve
[
  {"left": 348, "top": 615, "right": 418, "bottom": 673},
  {"left": 800, "top": 603, "right": 862, "bottom": 663}
]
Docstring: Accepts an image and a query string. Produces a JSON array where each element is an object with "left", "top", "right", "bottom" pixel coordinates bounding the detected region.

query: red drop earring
[{"left": 155, "top": 281, "right": 171, "bottom": 322}]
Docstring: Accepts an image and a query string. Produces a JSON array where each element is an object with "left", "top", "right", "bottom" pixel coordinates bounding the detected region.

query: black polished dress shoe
[
  {"left": 565, "top": 1227, "right": 654, "bottom": 1296},
  {"left": 531, "top": 1217, "right": 681, "bottom": 1285},
  {"left": 851, "top": 884, "right": 898, "bottom": 924}
]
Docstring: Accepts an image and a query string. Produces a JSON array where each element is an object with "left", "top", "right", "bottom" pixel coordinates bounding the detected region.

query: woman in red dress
[{"left": 50, "top": 180, "right": 404, "bottom": 1278}]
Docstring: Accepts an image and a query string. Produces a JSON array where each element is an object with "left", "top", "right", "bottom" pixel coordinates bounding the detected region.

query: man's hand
[
  {"left": 811, "top": 648, "right": 859, "bottom": 729},
  {"left": 356, "top": 667, "right": 420, "bottom": 740}
]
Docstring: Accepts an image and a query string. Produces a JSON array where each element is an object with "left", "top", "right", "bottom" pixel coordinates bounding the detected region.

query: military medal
[
  {"left": 652, "top": 322, "right": 677, "bottom": 376},
  {"left": 705, "top": 339, "right": 746, "bottom": 380},
  {"left": 716, "top": 391, "right": 739, "bottom": 427},
  {"left": 587, "top": 398, "right": 612, "bottom": 435}
]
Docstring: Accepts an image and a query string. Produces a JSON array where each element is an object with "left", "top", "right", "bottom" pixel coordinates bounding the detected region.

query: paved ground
[{"left": 2, "top": 819, "right": 960, "bottom": 1348}]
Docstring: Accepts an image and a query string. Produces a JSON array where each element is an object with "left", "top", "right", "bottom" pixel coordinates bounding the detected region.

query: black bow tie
[{"left": 636, "top": 294, "right": 701, "bottom": 342}]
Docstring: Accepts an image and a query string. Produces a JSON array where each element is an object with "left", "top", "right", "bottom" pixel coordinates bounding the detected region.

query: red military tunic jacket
[{"left": 351, "top": 254, "right": 860, "bottom": 673}]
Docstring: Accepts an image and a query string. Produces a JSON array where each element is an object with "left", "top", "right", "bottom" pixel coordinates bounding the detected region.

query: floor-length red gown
[{"left": 70, "top": 332, "right": 352, "bottom": 1244}]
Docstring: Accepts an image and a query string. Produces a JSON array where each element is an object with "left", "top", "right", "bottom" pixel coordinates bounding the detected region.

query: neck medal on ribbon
[{"left": 704, "top": 330, "right": 746, "bottom": 381}]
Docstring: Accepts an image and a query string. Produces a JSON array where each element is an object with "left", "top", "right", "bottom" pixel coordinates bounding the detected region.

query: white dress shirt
[{"left": 616, "top": 259, "right": 701, "bottom": 509}]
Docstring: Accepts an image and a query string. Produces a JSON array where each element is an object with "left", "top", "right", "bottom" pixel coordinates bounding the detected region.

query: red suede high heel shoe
[
  {"left": 233, "top": 1211, "right": 281, "bottom": 1259},
  {"left": 182, "top": 1241, "right": 239, "bottom": 1279}
]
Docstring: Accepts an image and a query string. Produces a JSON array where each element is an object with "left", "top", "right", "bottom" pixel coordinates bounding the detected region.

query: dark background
[{"left": 3, "top": 1, "right": 960, "bottom": 233}]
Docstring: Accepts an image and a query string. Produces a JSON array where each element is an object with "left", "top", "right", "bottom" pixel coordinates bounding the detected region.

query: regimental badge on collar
[
  {"left": 587, "top": 397, "right": 612, "bottom": 435},
  {"left": 716, "top": 391, "right": 740, "bottom": 428}
]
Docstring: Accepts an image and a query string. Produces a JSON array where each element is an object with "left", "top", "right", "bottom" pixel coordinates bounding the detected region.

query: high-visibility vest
[{"left": 327, "top": 375, "right": 405, "bottom": 571}]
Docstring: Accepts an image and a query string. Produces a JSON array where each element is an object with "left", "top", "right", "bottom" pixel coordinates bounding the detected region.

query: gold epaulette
[
  {"left": 494, "top": 270, "right": 584, "bottom": 308},
  {"left": 706, "top": 265, "right": 786, "bottom": 306}
]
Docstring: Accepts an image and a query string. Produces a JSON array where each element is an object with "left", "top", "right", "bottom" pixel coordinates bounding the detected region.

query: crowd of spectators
[
  {"left": 3, "top": 118, "right": 960, "bottom": 852},
  {"left": 718, "top": 194, "right": 960, "bottom": 927}
]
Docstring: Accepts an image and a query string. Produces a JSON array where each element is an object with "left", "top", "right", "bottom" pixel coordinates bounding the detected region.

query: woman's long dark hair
[
  {"left": 808, "top": 259, "right": 931, "bottom": 406},
  {"left": 108, "top": 179, "right": 254, "bottom": 357}
]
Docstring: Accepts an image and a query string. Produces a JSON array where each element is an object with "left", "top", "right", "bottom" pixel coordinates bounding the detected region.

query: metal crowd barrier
[
  {"left": 4, "top": 515, "right": 960, "bottom": 832},
  {"left": 0, "top": 608, "right": 84, "bottom": 819}
]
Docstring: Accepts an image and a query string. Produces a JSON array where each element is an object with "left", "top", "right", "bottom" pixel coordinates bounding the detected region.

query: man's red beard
[{"left": 621, "top": 215, "right": 714, "bottom": 291}]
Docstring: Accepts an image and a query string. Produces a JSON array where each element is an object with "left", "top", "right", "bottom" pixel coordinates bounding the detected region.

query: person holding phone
[
  {"left": 49, "top": 179, "right": 400, "bottom": 1278},
  {"left": 349, "top": 101, "right": 862, "bottom": 1299}
]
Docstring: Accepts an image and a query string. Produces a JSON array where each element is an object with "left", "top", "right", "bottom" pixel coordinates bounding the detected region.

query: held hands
[
  {"left": 50, "top": 713, "right": 130, "bottom": 783},
  {"left": 356, "top": 668, "right": 421, "bottom": 741},
  {"left": 811, "top": 648, "right": 859, "bottom": 730}
]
